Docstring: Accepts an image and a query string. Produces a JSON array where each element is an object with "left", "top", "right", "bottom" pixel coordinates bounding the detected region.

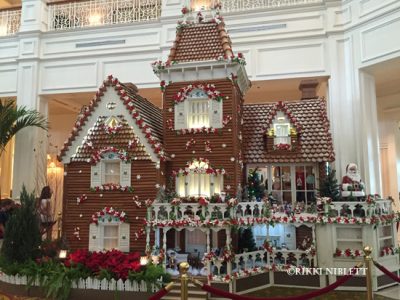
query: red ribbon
[
  {"left": 201, "top": 267, "right": 358, "bottom": 300},
  {"left": 374, "top": 261, "right": 400, "bottom": 283},
  {"left": 149, "top": 287, "right": 169, "bottom": 300}
]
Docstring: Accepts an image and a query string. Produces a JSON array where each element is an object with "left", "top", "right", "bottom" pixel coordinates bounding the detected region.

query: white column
[
  {"left": 358, "top": 71, "right": 382, "bottom": 195},
  {"left": 161, "top": 0, "right": 187, "bottom": 18},
  {"left": 12, "top": 0, "right": 48, "bottom": 198},
  {"left": 327, "top": 36, "right": 359, "bottom": 177},
  {"left": 20, "top": 0, "right": 48, "bottom": 33}
]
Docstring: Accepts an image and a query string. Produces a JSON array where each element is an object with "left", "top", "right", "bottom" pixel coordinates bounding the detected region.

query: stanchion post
[
  {"left": 179, "top": 262, "right": 190, "bottom": 300},
  {"left": 363, "top": 246, "right": 374, "bottom": 300},
  {"left": 57, "top": 212, "right": 62, "bottom": 239}
]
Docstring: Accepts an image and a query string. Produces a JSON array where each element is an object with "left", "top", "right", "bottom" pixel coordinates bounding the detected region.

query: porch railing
[
  {"left": 47, "top": 0, "right": 161, "bottom": 31},
  {"left": 0, "top": 8, "right": 21, "bottom": 36},
  {"left": 327, "top": 199, "right": 393, "bottom": 218},
  {"left": 150, "top": 199, "right": 393, "bottom": 223},
  {"left": 191, "top": 0, "right": 324, "bottom": 13},
  {"left": 210, "top": 248, "right": 315, "bottom": 278}
]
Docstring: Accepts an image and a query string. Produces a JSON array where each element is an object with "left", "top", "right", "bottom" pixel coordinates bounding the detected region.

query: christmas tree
[
  {"left": 1, "top": 186, "right": 41, "bottom": 262},
  {"left": 247, "top": 168, "right": 264, "bottom": 200},
  {"left": 319, "top": 167, "right": 341, "bottom": 201},
  {"left": 238, "top": 228, "right": 256, "bottom": 252}
]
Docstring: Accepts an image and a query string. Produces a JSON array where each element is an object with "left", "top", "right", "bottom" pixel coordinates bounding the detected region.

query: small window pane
[
  {"left": 104, "top": 238, "right": 118, "bottom": 250},
  {"left": 104, "top": 226, "right": 118, "bottom": 238},
  {"left": 188, "top": 99, "right": 210, "bottom": 128},
  {"left": 104, "top": 161, "right": 120, "bottom": 184}
]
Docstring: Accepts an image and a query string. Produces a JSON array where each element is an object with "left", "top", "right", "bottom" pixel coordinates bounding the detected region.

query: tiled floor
[
  {"left": 375, "top": 285, "right": 400, "bottom": 300},
  {"left": 247, "top": 286, "right": 399, "bottom": 300}
]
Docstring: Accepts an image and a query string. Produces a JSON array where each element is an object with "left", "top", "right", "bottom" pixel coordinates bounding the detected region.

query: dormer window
[
  {"left": 273, "top": 112, "right": 291, "bottom": 146},
  {"left": 174, "top": 88, "right": 223, "bottom": 130}
]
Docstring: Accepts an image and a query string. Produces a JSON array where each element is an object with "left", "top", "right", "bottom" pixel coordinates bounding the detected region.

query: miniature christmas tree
[
  {"left": 319, "top": 167, "right": 341, "bottom": 201},
  {"left": 247, "top": 168, "right": 264, "bottom": 201},
  {"left": 238, "top": 228, "right": 256, "bottom": 252},
  {"left": 1, "top": 186, "right": 41, "bottom": 262}
]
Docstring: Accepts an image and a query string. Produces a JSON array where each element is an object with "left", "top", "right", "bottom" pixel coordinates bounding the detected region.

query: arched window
[
  {"left": 174, "top": 89, "right": 223, "bottom": 130},
  {"left": 175, "top": 159, "right": 224, "bottom": 198}
]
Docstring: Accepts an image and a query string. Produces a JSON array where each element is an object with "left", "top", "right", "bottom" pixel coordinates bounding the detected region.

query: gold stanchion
[
  {"left": 179, "top": 262, "right": 189, "bottom": 300},
  {"left": 57, "top": 212, "right": 62, "bottom": 239},
  {"left": 363, "top": 246, "right": 374, "bottom": 300}
]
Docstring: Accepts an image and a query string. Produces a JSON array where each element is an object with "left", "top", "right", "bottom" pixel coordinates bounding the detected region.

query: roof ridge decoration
[
  {"left": 58, "top": 75, "right": 165, "bottom": 163},
  {"left": 263, "top": 101, "right": 302, "bottom": 134}
]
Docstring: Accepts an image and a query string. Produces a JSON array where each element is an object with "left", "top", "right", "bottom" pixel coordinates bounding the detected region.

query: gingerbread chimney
[{"left": 299, "top": 79, "right": 319, "bottom": 100}]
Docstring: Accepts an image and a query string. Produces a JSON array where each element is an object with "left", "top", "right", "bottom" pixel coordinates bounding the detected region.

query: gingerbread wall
[
  {"left": 163, "top": 79, "right": 244, "bottom": 197},
  {"left": 63, "top": 160, "right": 160, "bottom": 252}
]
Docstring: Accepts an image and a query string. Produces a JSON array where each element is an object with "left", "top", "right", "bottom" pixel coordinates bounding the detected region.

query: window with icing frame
[
  {"left": 90, "top": 152, "right": 131, "bottom": 188},
  {"left": 174, "top": 89, "right": 223, "bottom": 130},
  {"left": 175, "top": 160, "right": 223, "bottom": 198},
  {"left": 89, "top": 222, "right": 130, "bottom": 252}
]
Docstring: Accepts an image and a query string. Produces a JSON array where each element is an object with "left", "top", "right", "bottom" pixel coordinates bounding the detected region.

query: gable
[{"left": 59, "top": 76, "right": 164, "bottom": 164}]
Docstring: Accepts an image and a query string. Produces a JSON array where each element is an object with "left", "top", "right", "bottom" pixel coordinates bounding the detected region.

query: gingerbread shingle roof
[
  {"left": 58, "top": 76, "right": 165, "bottom": 163},
  {"left": 242, "top": 99, "right": 335, "bottom": 163},
  {"left": 168, "top": 22, "right": 232, "bottom": 62}
]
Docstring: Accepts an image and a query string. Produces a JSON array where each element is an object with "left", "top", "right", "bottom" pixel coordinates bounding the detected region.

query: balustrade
[
  {"left": 191, "top": 0, "right": 324, "bottom": 12},
  {"left": 151, "top": 202, "right": 230, "bottom": 222},
  {"left": 0, "top": 8, "right": 21, "bottom": 36},
  {"left": 327, "top": 199, "right": 392, "bottom": 218},
  {"left": 209, "top": 248, "right": 315, "bottom": 278},
  {"left": 47, "top": 0, "right": 161, "bottom": 31}
]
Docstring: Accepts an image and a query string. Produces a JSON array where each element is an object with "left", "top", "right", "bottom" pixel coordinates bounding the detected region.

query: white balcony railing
[
  {"left": 0, "top": 8, "right": 21, "bottom": 36},
  {"left": 328, "top": 199, "right": 393, "bottom": 218},
  {"left": 210, "top": 248, "right": 314, "bottom": 277},
  {"left": 191, "top": 0, "right": 324, "bottom": 13},
  {"left": 48, "top": 0, "right": 161, "bottom": 31}
]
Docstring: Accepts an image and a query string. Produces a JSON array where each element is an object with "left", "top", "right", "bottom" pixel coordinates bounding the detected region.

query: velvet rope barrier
[
  {"left": 373, "top": 260, "right": 400, "bottom": 283},
  {"left": 149, "top": 282, "right": 175, "bottom": 300},
  {"left": 192, "top": 266, "right": 360, "bottom": 300}
]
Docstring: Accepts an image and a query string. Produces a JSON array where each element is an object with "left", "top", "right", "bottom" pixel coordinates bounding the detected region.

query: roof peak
[{"left": 168, "top": 6, "right": 233, "bottom": 63}]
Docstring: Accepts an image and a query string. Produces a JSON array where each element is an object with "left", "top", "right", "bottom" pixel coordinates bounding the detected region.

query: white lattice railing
[
  {"left": 328, "top": 199, "right": 392, "bottom": 218},
  {"left": 191, "top": 0, "right": 324, "bottom": 12},
  {"left": 210, "top": 248, "right": 315, "bottom": 277},
  {"left": 152, "top": 202, "right": 232, "bottom": 222},
  {"left": 47, "top": 0, "right": 161, "bottom": 31},
  {"left": 0, "top": 8, "right": 21, "bottom": 36},
  {"left": 0, "top": 272, "right": 159, "bottom": 292}
]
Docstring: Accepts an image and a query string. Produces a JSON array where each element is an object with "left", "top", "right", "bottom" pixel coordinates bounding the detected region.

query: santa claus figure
[{"left": 341, "top": 163, "right": 365, "bottom": 197}]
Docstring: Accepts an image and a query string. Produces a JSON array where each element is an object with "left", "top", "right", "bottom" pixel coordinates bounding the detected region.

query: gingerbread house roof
[
  {"left": 58, "top": 76, "right": 165, "bottom": 163},
  {"left": 242, "top": 99, "right": 335, "bottom": 163},
  {"left": 168, "top": 21, "right": 233, "bottom": 62}
]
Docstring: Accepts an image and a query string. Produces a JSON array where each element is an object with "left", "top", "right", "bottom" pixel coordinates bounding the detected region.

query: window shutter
[
  {"left": 118, "top": 223, "right": 130, "bottom": 252},
  {"left": 210, "top": 100, "right": 223, "bottom": 128},
  {"left": 120, "top": 162, "right": 131, "bottom": 187},
  {"left": 174, "top": 102, "right": 186, "bottom": 130},
  {"left": 91, "top": 164, "right": 102, "bottom": 188},
  {"left": 88, "top": 223, "right": 99, "bottom": 251}
]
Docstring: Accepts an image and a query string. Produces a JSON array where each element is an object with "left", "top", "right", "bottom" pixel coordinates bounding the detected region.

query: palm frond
[{"left": 0, "top": 100, "right": 48, "bottom": 154}]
